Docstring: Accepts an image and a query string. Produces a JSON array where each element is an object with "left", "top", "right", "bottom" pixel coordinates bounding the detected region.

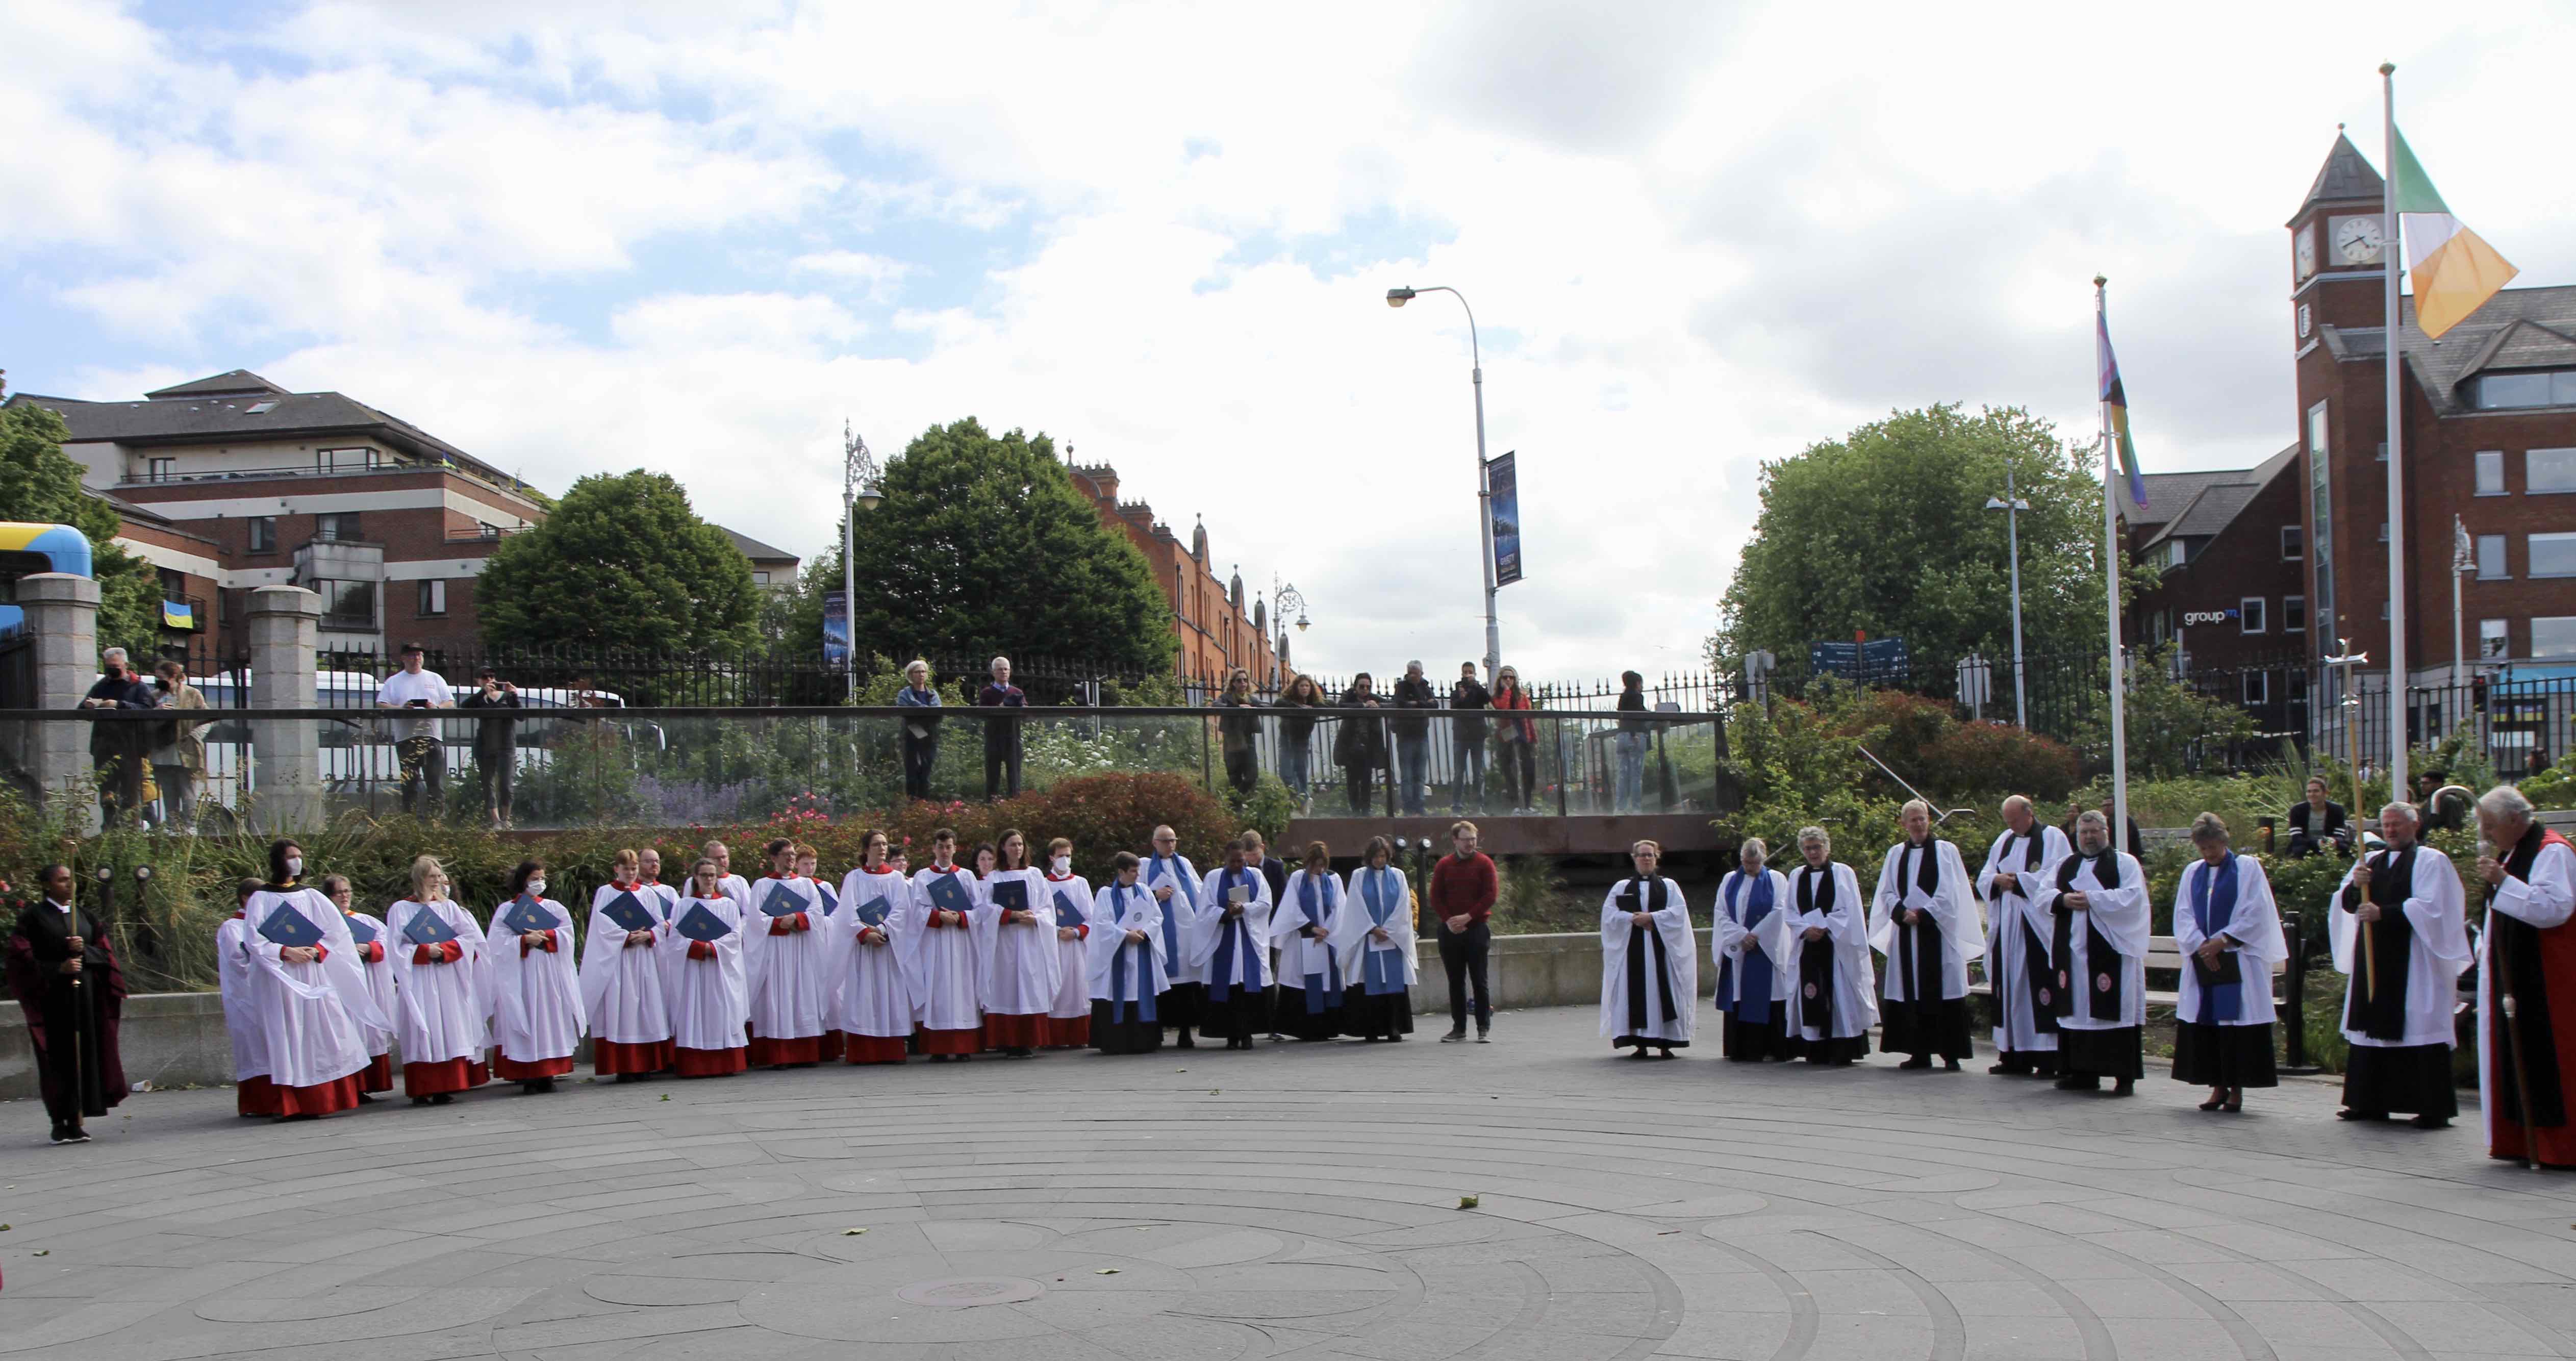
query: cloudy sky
[{"left": 5, "top": 2, "right": 2568, "bottom": 683}]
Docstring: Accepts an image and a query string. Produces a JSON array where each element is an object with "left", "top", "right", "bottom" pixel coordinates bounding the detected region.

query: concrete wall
[{"left": 3, "top": 929, "right": 1710, "bottom": 1100}]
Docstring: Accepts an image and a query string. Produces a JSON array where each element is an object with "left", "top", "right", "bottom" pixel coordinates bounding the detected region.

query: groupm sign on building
[{"left": 2181, "top": 608, "right": 2239, "bottom": 626}]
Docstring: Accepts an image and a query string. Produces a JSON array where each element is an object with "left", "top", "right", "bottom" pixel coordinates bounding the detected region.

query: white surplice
[
  {"left": 342, "top": 911, "right": 396, "bottom": 1060},
  {"left": 383, "top": 898, "right": 487, "bottom": 1067},
  {"left": 900, "top": 864, "right": 984, "bottom": 1030},
  {"left": 1337, "top": 866, "right": 1420, "bottom": 994},
  {"left": 1976, "top": 824, "right": 2072, "bottom": 1054},
  {"left": 832, "top": 866, "right": 915, "bottom": 1040},
  {"left": 662, "top": 891, "right": 749, "bottom": 1051},
  {"left": 1192, "top": 865, "right": 1275, "bottom": 997},
  {"left": 1867, "top": 838, "right": 1984, "bottom": 1003},
  {"left": 242, "top": 886, "right": 390, "bottom": 1090},
  {"left": 742, "top": 874, "right": 832, "bottom": 1044},
  {"left": 216, "top": 914, "right": 269, "bottom": 1086},
  {"left": 1040, "top": 873, "right": 1097, "bottom": 1021},
  {"left": 2042, "top": 850, "right": 2150, "bottom": 1031},
  {"left": 1087, "top": 883, "right": 1168, "bottom": 1007},
  {"left": 581, "top": 884, "right": 674, "bottom": 1046},
  {"left": 1712, "top": 869, "right": 1797, "bottom": 1021},
  {"left": 1272, "top": 869, "right": 1350, "bottom": 1003},
  {"left": 484, "top": 895, "right": 584, "bottom": 1064},
  {"left": 1598, "top": 876, "right": 1696, "bottom": 1044},
  {"left": 1784, "top": 862, "right": 1877, "bottom": 1042},
  {"left": 975, "top": 867, "right": 1063, "bottom": 1018},
  {"left": 1143, "top": 854, "right": 1204, "bottom": 986},
  {"left": 2330, "top": 844, "right": 2471, "bottom": 1049},
  {"left": 2172, "top": 854, "right": 2288, "bottom": 1030},
  {"left": 2479, "top": 834, "right": 2576, "bottom": 1154}
]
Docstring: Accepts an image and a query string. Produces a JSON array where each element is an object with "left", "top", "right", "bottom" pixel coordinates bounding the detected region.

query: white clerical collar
[{"left": 47, "top": 898, "right": 74, "bottom": 914}]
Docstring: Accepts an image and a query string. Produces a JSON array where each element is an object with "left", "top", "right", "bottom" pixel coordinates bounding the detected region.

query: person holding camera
[
  {"left": 148, "top": 659, "right": 209, "bottom": 831},
  {"left": 460, "top": 667, "right": 522, "bottom": 828},
  {"left": 375, "top": 643, "right": 451, "bottom": 816}
]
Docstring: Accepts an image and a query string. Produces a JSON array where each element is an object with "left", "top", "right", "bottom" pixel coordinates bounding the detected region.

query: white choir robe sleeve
[
  {"left": 1086, "top": 885, "right": 1169, "bottom": 1001},
  {"left": 385, "top": 899, "right": 488, "bottom": 1066},
  {"left": 2493, "top": 840, "right": 2576, "bottom": 930},
  {"left": 244, "top": 887, "right": 387, "bottom": 1088},
  {"left": 1271, "top": 870, "right": 1346, "bottom": 994},
  {"left": 2088, "top": 852, "right": 2153, "bottom": 960},
  {"left": 484, "top": 897, "right": 585, "bottom": 1062},
  {"left": 1598, "top": 878, "right": 1698, "bottom": 1040},
  {"left": 812, "top": 876, "right": 854, "bottom": 1017},
  {"left": 1866, "top": 846, "right": 1904, "bottom": 960},
  {"left": 345, "top": 912, "right": 397, "bottom": 1055},
  {"left": 977, "top": 868, "right": 1063, "bottom": 1016},
  {"left": 1044, "top": 876, "right": 1097, "bottom": 1019},
  {"left": 216, "top": 916, "right": 268, "bottom": 1083},
  {"left": 2362, "top": 847, "right": 2472, "bottom": 1050},
  {"left": 661, "top": 893, "right": 750, "bottom": 1049},
  {"left": 1335, "top": 869, "right": 1420, "bottom": 989},
  {"left": 1711, "top": 870, "right": 1799, "bottom": 1002},
  {"left": 2327, "top": 858, "right": 2367, "bottom": 977},
  {"left": 1825, "top": 864, "right": 1880, "bottom": 1030},
  {"left": 580, "top": 887, "right": 672, "bottom": 1046},
  {"left": 1712, "top": 871, "right": 1749, "bottom": 968},
  {"left": 1935, "top": 841, "right": 1986, "bottom": 971}
]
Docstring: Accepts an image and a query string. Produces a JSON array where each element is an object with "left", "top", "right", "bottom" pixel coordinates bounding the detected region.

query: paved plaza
[{"left": 6, "top": 1006, "right": 2576, "bottom": 1360}]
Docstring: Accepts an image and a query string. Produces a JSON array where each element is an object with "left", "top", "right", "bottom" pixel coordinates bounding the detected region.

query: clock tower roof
[{"left": 2288, "top": 132, "right": 2384, "bottom": 225}]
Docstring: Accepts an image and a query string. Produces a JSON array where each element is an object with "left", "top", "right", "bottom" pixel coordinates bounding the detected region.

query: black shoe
[
  {"left": 1176, "top": 1036, "right": 1195, "bottom": 1049},
  {"left": 1898, "top": 1054, "right": 1932, "bottom": 1071},
  {"left": 2110, "top": 1077, "right": 2134, "bottom": 1097},
  {"left": 1476, "top": 1029, "right": 1492, "bottom": 1044},
  {"left": 1941, "top": 1057, "right": 1961, "bottom": 1072},
  {"left": 2337, "top": 1108, "right": 2388, "bottom": 1121},
  {"left": 356, "top": 1092, "right": 378, "bottom": 1104},
  {"left": 1623, "top": 1048, "right": 1652, "bottom": 1061},
  {"left": 47, "top": 1122, "right": 69, "bottom": 1145},
  {"left": 2411, "top": 1114, "right": 2450, "bottom": 1129},
  {"left": 2054, "top": 1075, "right": 2099, "bottom": 1091},
  {"left": 411, "top": 1096, "right": 435, "bottom": 1107},
  {"left": 1441, "top": 1028, "right": 1468, "bottom": 1043},
  {"left": 430, "top": 1093, "right": 453, "bottom": 1105}
]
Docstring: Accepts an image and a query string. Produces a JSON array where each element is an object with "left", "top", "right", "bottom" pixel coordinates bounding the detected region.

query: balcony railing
[
  {"left": 444, "top": 524, "right": 521, "bottom": 542},
  {"left": 116, "top": 455, "right": 539, "bottom": 505}
]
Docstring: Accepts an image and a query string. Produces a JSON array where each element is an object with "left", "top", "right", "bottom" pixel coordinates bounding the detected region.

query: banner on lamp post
[
  {"left": 823, "top": 591, "right": 850, "bottom": 668},
  {"left": 1486, "top": 450, "right": 1523, "bottom": 587}
]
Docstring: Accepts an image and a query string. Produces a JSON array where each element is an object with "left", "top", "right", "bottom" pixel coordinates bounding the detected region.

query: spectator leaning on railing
[
  {"left": 1215, "top": 669, "right": 1262, "bottom": 798},
  {"left": 80, "top": 646, "right": 159, "bottom": 826},
  {"left": 977, "top": 656, "right": 1027, "bottom": 802},
  {"left": 1389, "top": 661, "right": 1436, "bottom": 817},
  {"left": 1275, "top": 674, "right": 1325, "bottom": 807},
  {"left": 1447, "top": 662, "right": 1489, "bottom": 816},
  {"left": 1334, "top": 674, "right": 1388, "bottom": 814},
  {"left": 896, "top": 660, "right": 943, "bottom": 802},
  {"left": 375, "top": 642, "right": 452, "bottom": 817},
  {"left": 1491, "top": 665, "right": 1536, "bottom": 814}
]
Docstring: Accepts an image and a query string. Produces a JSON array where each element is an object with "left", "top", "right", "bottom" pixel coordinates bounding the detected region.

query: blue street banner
[
  {"left": 1486, "top": 450, "right": 1523, "bottom": 587},
  {"left": 1807, "top": 637, "right": 1910, "bottom": 685},
  {"left": 823, "top": 591, "right": 850, "bottom": 667}
]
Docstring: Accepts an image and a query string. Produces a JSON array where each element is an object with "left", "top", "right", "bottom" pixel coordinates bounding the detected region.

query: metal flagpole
[
  {"left": 2096, "top": 276, "right": 2130, "bottom": 845},
  {"left": 2453, "top": 515, "right": 2469, "bottom": 689},
  {"left": 2382, "top": 62, "right": 2410, "bottom": 795}
]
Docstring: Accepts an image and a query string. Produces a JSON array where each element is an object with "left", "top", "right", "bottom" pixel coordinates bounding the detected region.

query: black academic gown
[{"left": 6, "top": 899, "right": 129, "bottom": 1128}]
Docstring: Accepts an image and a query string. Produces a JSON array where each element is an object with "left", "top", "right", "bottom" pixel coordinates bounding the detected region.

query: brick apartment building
[
  {"left": 1064, "top": 459, "right": 1281, "bottom": 687},
  {"left": 4, "top": 369, "right": 793, "bottom": 660}
]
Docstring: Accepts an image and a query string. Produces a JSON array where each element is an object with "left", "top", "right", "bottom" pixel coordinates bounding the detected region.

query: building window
[
  {"left": 2532, "top": 532, "right": 2576, "bottom": 578},
  {"left": 2281, "top": 524, "right": 2302, "bottom": 560},
  {"left": 2284, "top": 595, "right": 2307, "bottom": 633},
  {"left": 147, "top": 457, "right": 175, "bottom": 482},
  {"left": 316, "top": 446, "right": 381, "bottom": 472},
  {"left": 752, "top": 571, "right": 770, "bottom": 587},
  {"left": 2163, "top": 540, "right": 2187, "bottom": 568},
  {"left": 2536, "top": 617, "right": 2576, "bottom": 660},
  {"left": 2479, "top": 534, "right": 2509, "bottom": 579},
  {"left": 315, "top": 512, "right": 363, "bottom": 542},
  {"left": 2308, "top": 401, "right": 2334, "bottom": 637},
  {"left": 2530, "top": 447, "right": 2576, "bottom": 495},
  {"left": 316, "top": 579, "right": 375, "bottom": 628},
  {"left": 2474, "top": 370, "right": 2576, "bottom": 410},
  {"left": 2239, "top": 597, "right": 2266, "bottom": 635},
  {"left": 416, "top": 579, "right": 447, "bottom": 617},
  {"left": 2288, "top": 668, "right": 2309, "bottom": 702},
  {"left": 2379, "top": 521, "right": 2389, "bottom": 542},
  {"left": 2243, "top": 672, "right": 2269, "bottom": 705},
  {"left": 2482, "top": 618, "right": 2511, "bottom": 659},
  {"left": 247, "top": 516, "right": 276, "bottom": 552},
  {"left": 2476, "top": 449, "right": 2508, "bottom": 495}
]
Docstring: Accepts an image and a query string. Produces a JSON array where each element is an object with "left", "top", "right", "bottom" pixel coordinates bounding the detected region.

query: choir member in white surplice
[
  {"left": 384, "top": 856, "right": 489, "bottom": 1105},
  {"left": 1088, "top": 854, "right": 1167, "bottom": 1055},
  {"left": 1714, "top": 839, "right": 1797, "bottom": 1062},
  {"left": 834, "top": 830, "right": 915, "bottom": 1065},
  {"left": 218, "top": 877, "right": 274, "bottom": 1117},
  {"left": 1039, "top": 838, "right": 1094, "bottom": 1049},
  {"left": 242, "top": 840, "right": 391, "bottom": 1120},
  {"left": 2043, "top": 812, "right": 2148, "bottom": 1095},
  {"left": 705, "top": 839, "right": 754, "bottom": 921},
  {"left": 1601, "top": 839, "right": 1696, "bottom": 1058},
  {"left": 1144, "top": 825, "right": 1205, "bottom": 1047},
  {"left": 1340, "top": 838, "right": 1419, "bottom": 1042},
  {"left": 2170, "top": 814, "right": 2286, "bottom": 1111},
  {"left": 321, "top": 875, "right": 395, "bottom": 1098},
  {"left": 636, "top": 848, "right": 682, "bottom": 1000},
  {"left": 1784, "top": 827, "right": 1875, "bottom": 1065},
  {"left": 583, "top": 849, "right": 675, "bottom": 1081},
  {"left": 2476, "top": 785, "right": 2576, "bottom": 1166},
  {"left": 1975, "top": 796, "right": 2071, "bottom": 1077},
  {"left": 1272, "top": 841, "right": 1350, "bottom": 1042},
  {"left": 666, "top": 859, "right": 749, "bottom": 1077},
  {"left": 902, "top": 829, "right": 986, "bottom": 1062},
  {"left": 485, "top": 859, "right": 583, "bottom": 1094},
  {"left": 1194, "top": 838, "right": 1277, "bottom": 1050},
  {"left": 1868, "top": 801, "right": 1983, "bottom": 1071},
  {"left": 2329, "top": 802, "right": 2469, "bottom": 1125},
  {"left": 743, "top": 838, "right": 832, "bottom": 1068},
  {"left": 976, "top": 830, "right": 1061, "bottom": 1058}
]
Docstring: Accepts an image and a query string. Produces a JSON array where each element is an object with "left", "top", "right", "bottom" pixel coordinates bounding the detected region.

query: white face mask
[
  {"left": 526, "top": 879, "right": 547, "bottom": 897},
  {"left": 285, "top": 856, "right": 303, "bottom": 878},
  {"left": 1051, "top": 856, "right": 1071, "bottom": 875}
]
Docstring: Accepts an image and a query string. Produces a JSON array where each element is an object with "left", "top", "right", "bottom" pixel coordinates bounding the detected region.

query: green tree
[
  {"left": 2074, "top": 646, "right": 2258, "bottom": 779},
  {"left": 1714, "top": 405, "right": 2132, "bottom": 680},
  {"left": 0, "top": 401, "right": 160, "bottom": 654},
  {"left": 474, "top": 469, "right": 759, "bottom": 652},
  {"left": 817, "top": 418, "right": 1175, "bottom": 673}
]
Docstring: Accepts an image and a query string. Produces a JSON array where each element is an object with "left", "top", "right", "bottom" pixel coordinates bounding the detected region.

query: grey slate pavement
[{"left": 6, "top": 1005, "right": 2576, "bottom": 1360}]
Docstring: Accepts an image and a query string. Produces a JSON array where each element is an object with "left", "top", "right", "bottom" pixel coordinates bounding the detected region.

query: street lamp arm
[{"left": 1394, "top": 284, "right": 1479, "bottom": 368}]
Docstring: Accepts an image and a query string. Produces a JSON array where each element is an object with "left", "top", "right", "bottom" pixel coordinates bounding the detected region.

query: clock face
[
  {"left": 2299, "top": 304, "right": 2313, "bottom": 339},
  {"left": 2296, "top": 229, "right": 2317, "bottom": 280},
  {"left": 2334, "top": 215, "right": 2385, "bottom": 264}
]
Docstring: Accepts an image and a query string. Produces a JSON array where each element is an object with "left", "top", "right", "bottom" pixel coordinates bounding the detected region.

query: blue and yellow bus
[{"left": 0, "top": 522, "right": 94, "bottom": 637}]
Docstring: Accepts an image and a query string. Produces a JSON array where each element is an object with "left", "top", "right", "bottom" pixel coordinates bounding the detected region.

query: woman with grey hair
[
  {"left": 2170, "top": 813, "right": 2286, "bottom": 1112},
  {"left": 1714, "top": 837, "right": 1797, "bottom": 1062},
  {"left": 895, "top": 660, "right": 943, "bottom": 801},
  {"left": 1785, "top": 826, "right": 1875, "bottom": 1065}
]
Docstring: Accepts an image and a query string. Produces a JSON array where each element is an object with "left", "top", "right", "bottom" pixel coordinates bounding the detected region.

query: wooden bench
[{"left": 1969, "top": 934, "right": 2290, "bottom": 1011}]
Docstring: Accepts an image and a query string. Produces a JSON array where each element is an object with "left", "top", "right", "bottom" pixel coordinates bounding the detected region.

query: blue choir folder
[
  {"left": 992, "top": 879, "right": 1028, "bottom": 914},
  {"left": 345, "top": 914, "right": 381, "bottom": 945},
  {"left": 402, "top": 909, "right": 460, "bottom": 947},
  {"left": 675, "top": 903, "right": 733, "bottom": 942},
  {"left": 498, "top": 897, "right": 555, "bottom": 935},
  {"left": 927, "top": 873, "right": 973, "bottom": 915},
  {"left": 600, "top": 891, "right": 655, "bottom": 934},
  {"left": 257, "top": 904, "right": 325, "bottom": 948},
  {"left": 760, "top": 882, "right": 806, "bottom": 918}
]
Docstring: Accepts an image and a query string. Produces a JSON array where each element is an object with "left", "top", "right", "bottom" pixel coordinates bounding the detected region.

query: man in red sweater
[{"left": 1429, "top": 821, "right": 1498, "bottom": 1042}]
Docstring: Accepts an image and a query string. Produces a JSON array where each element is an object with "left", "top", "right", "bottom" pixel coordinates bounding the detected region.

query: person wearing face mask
[
  {"left": 1040, "top": 838, "right": 1094, "bottom": 1049},
  {"left": 1783, "top": 827, "right": 1876, "bottom": 1066},
  {"left": 322, "top": 874, "right": 395, "bottom": 1100},
  {"left": 2045, "top": 811, "right": 2150, "bottom": 1097},
  {"left": 667, "top": 858, "right": 750, "bottom": 1077},
  {"left": 383, "top": 855, "right": 489, "bottom": 1105},
  {"left": 6, "top": 863, "right": 128, "bottom": 1145},
  {"left": 584, "top": 849, "right": 676, "bottom": 1082},
  {"left": 484, "top": 859, "right": 583, "bottom": 1095},
  {"left": 832, "top": 830, "right": 916, "bottom": 1065},
  {"left": 239, "top": 840, "right": 390, "bottom": 1119},
  {"left": 975, "top": 829, "right": 1060, "bottom": 1058},
  {"left": 147, "top": 660, "right": 209, "bottom": 833},
  {"left": 80, "top": 646, "right": 160, "bottom": 826}
]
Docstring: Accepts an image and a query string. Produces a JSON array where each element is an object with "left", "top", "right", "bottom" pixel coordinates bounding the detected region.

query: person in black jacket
[
  {"left": 1334, "top": 674, "right": 1388, "bottom": 813},
  {"left": 1275, "top": 674, "right": 1325, "bottom": 808},
  {"left": 460, "top": 667, "right": 522, "bottom": 829},
  {"left": 1447, "top": 663, "right": 1491, "bottom": 814},
  {"left": 2285, "top": 776, "right": 2352, "bottom": 859},
  {"left": 80, "top": 647, "right": 160, "bottom": 826},
  {"left": 1613, "top": 671, "right": 1650, "bottom": 814},
  {"left": 1214, "top": 668, "right": 1261, "bottom": 797},
  {"left": 1390, "top": 661, "right": 1436, "bottom": 816}
]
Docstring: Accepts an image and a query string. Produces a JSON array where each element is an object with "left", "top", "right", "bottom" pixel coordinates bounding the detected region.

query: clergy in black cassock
[{"left": 5, "top": 864, "right": 129, "bottom": 1145}]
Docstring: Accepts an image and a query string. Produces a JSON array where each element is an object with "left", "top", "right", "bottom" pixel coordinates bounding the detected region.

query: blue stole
[
  {"left": 1206, "top": 868, "right": 1260, "bottom": 1001},
  {"left": 1148, "top": 856, "right": 1196, "bottom": 973},
  {"left": 1719, "top": 871, "right": 1777, "bottom": 1025},
  {"left": 1103, "top": 886, "right": 1157, "bottom": 1023},
  {"left": 2190, "top": 856, "right": 2241, "bottom": 1024},
  {"left": 1359, "top": 869, "right": 1407, "bottom": 995},
  {"left": 1295, "top": 874, "right": 1343, "bottom": 1013}
]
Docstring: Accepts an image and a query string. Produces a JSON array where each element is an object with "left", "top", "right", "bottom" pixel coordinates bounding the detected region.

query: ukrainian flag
[{"left": 162, "top": 599, "right": 195, "bottom": 629}]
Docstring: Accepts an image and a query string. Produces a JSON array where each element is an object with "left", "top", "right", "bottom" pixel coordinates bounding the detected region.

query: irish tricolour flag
[{"left": 2393, "top": 128, "right": 2517, "bottom": 340}]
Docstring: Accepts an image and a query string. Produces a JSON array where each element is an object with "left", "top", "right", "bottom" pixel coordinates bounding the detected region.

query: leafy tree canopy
[
  {"left": 475, "top": 469, "right": 759, "bottom": 652},
  {"left": 0, "top": 401, "right": 162, "bottom": 655}
]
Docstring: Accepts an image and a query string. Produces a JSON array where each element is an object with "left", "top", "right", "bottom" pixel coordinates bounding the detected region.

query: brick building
[
  {"left": 2127, "top": 443, "right": 2308, "bottom": 693},
  {"left": 4, "top": 369, "right": 793, "bottom": 660},
  {"left": 1063, "top": 459, "right": 1280, "bottom": 687}
]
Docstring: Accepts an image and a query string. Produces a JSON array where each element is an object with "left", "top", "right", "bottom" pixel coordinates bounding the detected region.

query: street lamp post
[
  {"left": 1984, "top": 468, "right": 2031, "bottom": 728},
  {"left": 1386, "top": 284, "right": 1501, "bottom": 684},
  {"left": 841, "top": 420, "right": 883, "bottom": 701},
  {"left": 1272, "top": 575, "right": 1309, "bottom": 670}
]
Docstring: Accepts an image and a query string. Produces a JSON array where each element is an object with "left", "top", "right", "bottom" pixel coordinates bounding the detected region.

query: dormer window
[{"left": 2474, "top": 369, "right": 2576, "bottom": 411}]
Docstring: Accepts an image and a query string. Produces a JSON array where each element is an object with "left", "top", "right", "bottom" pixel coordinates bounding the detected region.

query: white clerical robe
[
  {"left": 1273, "top": 869, "right": 1350, "bottom": 1002},
  {"left": 662, "top": 891, "right": 749, "bottom": 1052},
  {"left": 1784, "top": 862, "right": 1877, "bottom": 1042},
  {"left": 1337, "top": 867, "right": 1421, "bottom": 993},
  {"left": 900, "top": 865, "right": 985, "bottom": 1030},
  {"left": 384, "top": 898, "right": 487, "bottom": 1067},
  {"left": 1599, "top": 876, "right": 1697, "bottom": 1044},
  {"left": 1868, "top": 839, "right": 1983, "bottom": 1003},
  {"left": 636, "top": 878, "right": 682, "bottom": 994},
  {"left": 343, "top": 911, "right": 396, "bottom": 1060},
  {"left": 1144, "top": 854, "right": 1204, "bottom": 986},
  {"left": 1087, "top": 884, "right": 1168, "bottom": 1005},
  {"left": 1713, "top": 868, "right": 1797, "bottom": 1021},
  {"left": 1977, "top": 824, "right": 2072, "bottom": 1054},
  {"left": 833, "top": 867, "right": 915, "bottom": 1039},
  {"left": 581, "top": 884, "right": 673, "bottom": 1046},
  {"left": 216, "top": 914, "right": 269, "bottom": 1086},
  {"left": 243, "top": 886, "right": 390, "bottom": 1090},
  {"left": 2331, "top": 844, "right": 2471, "bottom": 1049},
  {"left": 1041, "top": 873, "right": 1097, "bottom": 1021},
  {"left": 742, "top": 874, "right": 832, "bottom": 1043},
  {"left": 975, "top": 867, "right": 1063, "bottom": 1017},
  {"left": 2173, "top": 854, "right": 2288, "bottom": 1029},
  {"left": 2043, "top": 850, "right": 2150, "bottom": 1031},
  {"left": 2480, "top": 833, "right": 2576, "bottom": 1160},
  {"left": 1192, "top": 865, "right": 1275, "bottom": 995},
  {"left": 484, "top": 895, "right": 583, "bottom": 1064}
]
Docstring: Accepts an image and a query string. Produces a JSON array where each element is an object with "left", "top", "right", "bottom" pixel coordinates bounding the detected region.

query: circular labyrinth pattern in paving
[{"left": 7, "top": 1008, "right": 2576, "bottom": 1360}]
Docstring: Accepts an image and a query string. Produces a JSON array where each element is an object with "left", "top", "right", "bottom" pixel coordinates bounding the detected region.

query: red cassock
[{"left": 2486, "top": 828, "right": 2576, "bottom": 1167}]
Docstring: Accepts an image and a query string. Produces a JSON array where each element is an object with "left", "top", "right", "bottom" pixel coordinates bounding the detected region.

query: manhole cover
[{"left": 893, "top": 1277, "right": 1047, "bottom": 1307}]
